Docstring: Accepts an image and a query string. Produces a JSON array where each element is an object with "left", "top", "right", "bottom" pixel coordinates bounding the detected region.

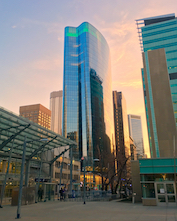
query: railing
[{"left": 60, "top": 190, "right": 119, "bottom": 202}]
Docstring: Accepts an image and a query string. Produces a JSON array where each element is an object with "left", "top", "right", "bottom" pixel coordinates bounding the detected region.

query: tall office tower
[
  {"left": 62, "top": 22, "right": 115, "bottom": 167},
  {"left": 19, "top": 104, "right": 51, "bottom": 129},
  {"left": 136, "top": 14, "right": 177, "bottom": 158},
  {"left": 128, "top": 114, "right": 144, "bottom": 157},
  {"left": 50, "top": 90, "right": 63, "bottom": 135},
  {"left": 113, "top": 91, "right": 130, "bottom": 158}
]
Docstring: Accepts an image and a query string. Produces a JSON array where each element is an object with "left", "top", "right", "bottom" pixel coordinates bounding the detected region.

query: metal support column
[
  {"left": 70, "top": 146, "right": 73, "bottom": 195},
  {"left": 35, "top": 161, "right": 42, "bottom": 203},
  {"left": 49, "top": 164, "right": 52, "bottom": 200},
  {"left": 0, "top": 139, "right": 14, "bottom": 208},
  {"left": 83, "top": 158, "right": 86, "bottom": 204},
  {"left": 25, "top": 160, "right": 30, "bottom": 187},
  {"left": 16, "top": 136, "right": 27, "bottom": 219}
]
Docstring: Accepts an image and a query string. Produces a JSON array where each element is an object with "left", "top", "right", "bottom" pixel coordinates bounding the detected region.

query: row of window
[
  {"left": 55, "top": 172, "right": 79, "bottom": 180},
  {"left": 55, "top": 161, "right": 79, "bottom": 171}
]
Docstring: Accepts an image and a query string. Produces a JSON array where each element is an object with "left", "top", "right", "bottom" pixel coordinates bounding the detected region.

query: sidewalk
[{"left": 0, "top": 200, "right": 177, "bottom": 221}]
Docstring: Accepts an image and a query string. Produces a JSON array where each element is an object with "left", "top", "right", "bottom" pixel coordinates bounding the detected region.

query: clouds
[{"left": 1, "top": 0, "right": 177, "bottom": 157}]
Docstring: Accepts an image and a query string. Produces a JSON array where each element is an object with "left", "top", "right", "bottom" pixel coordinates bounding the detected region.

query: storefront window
[
  {"left": 141, "top": 174, "right": 175, "bottom": 182},
  {"left": 141, "top": 183, "right": 155, "bottom": 198}
]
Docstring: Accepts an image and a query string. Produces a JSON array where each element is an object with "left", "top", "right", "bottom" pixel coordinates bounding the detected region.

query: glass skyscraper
[
  {"left": 62, "top": 22, "right": 115, "bottom": 167},
  {"left": 136, "top": 14, "right": 177, "bottom": 158},
  {"left": 128, "top": 114, "right": 144, "bottom": 157}
]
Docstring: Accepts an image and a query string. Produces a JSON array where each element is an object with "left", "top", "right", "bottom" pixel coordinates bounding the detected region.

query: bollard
[{"left": 132, "top": 192, "right": 136, "bottom": 204}]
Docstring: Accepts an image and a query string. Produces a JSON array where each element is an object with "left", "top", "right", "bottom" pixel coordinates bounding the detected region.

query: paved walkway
[{"left": 0, "top": 200, "right": 177, "bottom": 221}]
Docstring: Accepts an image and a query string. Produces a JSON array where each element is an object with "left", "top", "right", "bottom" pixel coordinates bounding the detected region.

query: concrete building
[
  {"left": 50, "top": 91, "right": 63, "bottom": 135},
  {"left": 131, "top": 158, "right": 177, "bottom": 205},
  {"left": 136, "top": 13, "right": 177, "bottom": 158},
  {"left": 19, "top": 104, "right": 51, "bottom": 129},
  {"left": 53, "top": 152, "right": 80, "bottom": 191},
  {"left": 128, "top": 114, "right": 144, "bottom": 157}
]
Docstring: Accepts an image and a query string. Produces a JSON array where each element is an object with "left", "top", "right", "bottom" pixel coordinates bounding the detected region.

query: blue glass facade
[
  {"left": 62, "top": 22, "right": 114, "bottom": 166},
  {"left": 137, "top": 14, "right": 177, "bottom": 157}
]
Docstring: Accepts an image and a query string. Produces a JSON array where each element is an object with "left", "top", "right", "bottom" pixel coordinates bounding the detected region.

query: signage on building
[{"left": 35, "top": 178, "right": 49, "bottom": 182}]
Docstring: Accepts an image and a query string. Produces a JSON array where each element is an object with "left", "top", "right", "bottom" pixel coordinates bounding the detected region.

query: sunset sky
[{"left": 1, "top": 0, "right": 177, "bottom": 157}]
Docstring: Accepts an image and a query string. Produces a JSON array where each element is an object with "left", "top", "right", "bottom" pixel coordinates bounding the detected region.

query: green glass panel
[{"left": 166, "top": 184, "right": 174, "bottom": 194}]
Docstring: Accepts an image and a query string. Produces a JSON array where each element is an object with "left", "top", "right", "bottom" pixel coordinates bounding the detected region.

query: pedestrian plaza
[{"left": 0, "top": 200, "right": 177, "bottom": 221}]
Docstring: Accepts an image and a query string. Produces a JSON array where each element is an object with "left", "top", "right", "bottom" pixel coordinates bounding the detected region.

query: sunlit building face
[
  {"left": 50, "top": 90, "right": 63, "bottom": 135},
  {"left": 128, "top": 114, "right": 144, "bottom": 156},
  {"left": 136, "top": 14, "right": 177, "bottom": 158},
  {"left": 62, "top": 22, "right": 115, "bottom": 166}
]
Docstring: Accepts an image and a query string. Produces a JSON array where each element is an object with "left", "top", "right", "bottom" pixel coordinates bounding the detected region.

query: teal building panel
[{"left": 139, "top": 158, "right": 177, "bottom": 174}]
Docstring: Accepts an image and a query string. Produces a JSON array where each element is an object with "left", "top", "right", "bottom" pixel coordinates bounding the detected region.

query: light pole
[
  {"left": 93, "top": 159, "right": 100, "bottom": 190},
  {"left": 70, "top": 147, "right": 73, "bottom": 196},
  {"left": 58, "top": 153, "right": 64, "bottom": 200},
  {"left": 16, "top": 137, "right": 48, "bottom": 219}
]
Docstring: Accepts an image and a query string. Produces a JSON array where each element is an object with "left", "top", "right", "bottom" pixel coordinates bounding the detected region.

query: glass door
[
  {"left": 156, "top": 183, "right": 166, "bottom": 203},
  {"left": 155, "top": 182, "right": 176, "bottom": 204},
  {"left": 166, "top": 183, "right": 176, "bottom": 203}
]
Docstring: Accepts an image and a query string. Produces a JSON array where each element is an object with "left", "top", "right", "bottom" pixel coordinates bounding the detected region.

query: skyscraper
[
  {"left": 113, "top": 91, "right": 130, "bottom": 181},
  {"left": 113, "top": 91, "right": 130, "bottom": 158},
  {"left": 136, "top": 13, "right": 177, "bottom": 158},
  {"left": 128, "top": 114, "right": 144, "bottom": 157},
  {"left": 50, "top": 90, "right": 63, "bottom": 135},
  {"left": 62, "top": 22, "right": 115, "bottom": 167}
]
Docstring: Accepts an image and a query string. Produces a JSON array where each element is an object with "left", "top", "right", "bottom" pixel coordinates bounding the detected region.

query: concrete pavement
[{"left": 0, "top": 200, "right": 177, "bottom": 221}]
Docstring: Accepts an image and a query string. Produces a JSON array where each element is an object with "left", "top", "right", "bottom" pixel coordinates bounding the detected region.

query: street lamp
[
  {"left": 16, "top": 137, "right": 49, "bottom": 219},
  {"left": 93, "top": 159, "right": 100, "bottom": 189}
]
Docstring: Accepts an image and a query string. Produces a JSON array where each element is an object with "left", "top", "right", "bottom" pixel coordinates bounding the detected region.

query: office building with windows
[
  {"left": 19, "top": 104, "right": 51, "bottom": 129},
  {"left": 50, "top": 90, "right": 63, "bottom": 135},
  {"left": 136, "top": 13, "right": 177, "bottom": 158},
  {"left": 113, "top": 91, "right": 130, "bottom": 180},
  {"left": 128, "top": 114, "right": 144, "bottom": 157},
  {"left": 62, "top": 22, "right": 115, "bottom": 167},
  {"left": 113, "top": 91, "right": 130, "bottom": 158}
]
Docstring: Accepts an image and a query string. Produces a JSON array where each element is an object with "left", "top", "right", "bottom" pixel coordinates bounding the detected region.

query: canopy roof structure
[{"left": 0, "top": 107, "right": 77, "bottom": 162}]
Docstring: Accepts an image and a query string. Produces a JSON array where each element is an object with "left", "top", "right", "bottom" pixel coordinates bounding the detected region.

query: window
[{"left": 74, "top": 165, "right": 79, "bottom": 171}]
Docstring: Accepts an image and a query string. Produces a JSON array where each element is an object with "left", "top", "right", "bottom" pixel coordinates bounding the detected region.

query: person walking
[
  {"left": 59, "top": 188, "right": 64, "bottom": 201},
  {"left": 38, "top": 187, "right": 43, "bottom": 202}
]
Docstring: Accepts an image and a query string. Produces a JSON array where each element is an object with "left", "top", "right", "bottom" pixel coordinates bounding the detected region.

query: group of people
[{"left": 59, "top": 187, "right": 67, "bottom": 200}]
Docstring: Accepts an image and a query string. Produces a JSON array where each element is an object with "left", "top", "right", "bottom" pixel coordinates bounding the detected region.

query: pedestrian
[
  {"left": 38, "top": 187, "right": 43, "bottom": 202},
  {"left": 59, "top": 188, "right": 64, "bottom": 201},
  {"left": 63, "top": 187, "right": 67, "bottom": 200}
]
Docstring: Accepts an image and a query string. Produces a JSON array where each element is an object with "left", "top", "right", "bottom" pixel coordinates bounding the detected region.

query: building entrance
[{"left": 155, "top": 182, "right": 176, "bottom": 204}]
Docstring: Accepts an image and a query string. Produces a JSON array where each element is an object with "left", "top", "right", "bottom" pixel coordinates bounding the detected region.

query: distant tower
[
  {"left": 128, "top": 114, "right": 144, "bottom": 157},
  {"left": 19, "top": 104, "right": 51, "bottom": 129},
  {"left": 50, "top": 91, "right": 63, "bottom": 135},
  {"left": 113, "top": 91, "right": 130, "bottom": 158}
]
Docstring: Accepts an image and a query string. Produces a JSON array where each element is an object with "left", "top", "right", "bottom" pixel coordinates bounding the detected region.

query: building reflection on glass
[{"left": 62, "top": 22, "right": 115, "bottom": 168}]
